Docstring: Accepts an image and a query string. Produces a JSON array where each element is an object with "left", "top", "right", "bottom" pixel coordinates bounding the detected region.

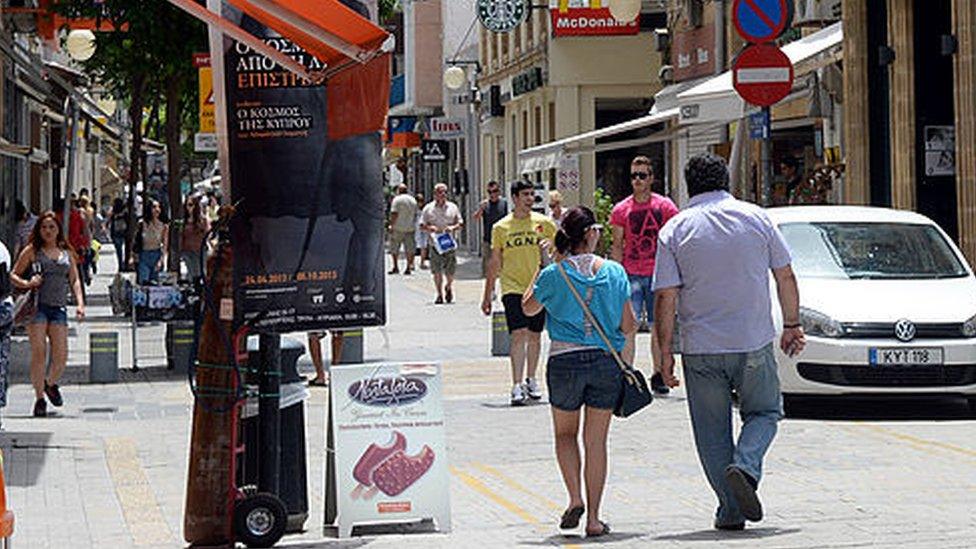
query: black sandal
[
  {"left": 586, "top": 521, "right": 611, "bottom": 537},
  {"left": 559, "top": 506, "right": 585, "bottom": 529}
]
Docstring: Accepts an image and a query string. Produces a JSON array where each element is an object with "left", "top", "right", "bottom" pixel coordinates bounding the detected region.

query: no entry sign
[
  {"left": 732, "top": 0, "right": 792, "bottom": 43},
  {"left": 732, "top": 43, "right": 794, "bottom": 107}
]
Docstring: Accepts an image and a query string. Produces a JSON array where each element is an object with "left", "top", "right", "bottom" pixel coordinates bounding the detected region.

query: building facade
[
  {"left": 478, "top": 1, "right": 666, "bottom": 211},
  {"left": 843, "top": 0, "right": 976, "bottom": 264}
]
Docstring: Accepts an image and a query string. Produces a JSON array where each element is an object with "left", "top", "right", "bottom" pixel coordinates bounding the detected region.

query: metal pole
[
  {"left": 131, "top": 289, "right": 138, "bottom": 371},
  {"left": 761, "top": 106, "right": 773, "bottom": 206},
  {"left": 258, "top": 333, "right": 281, "bottom": 496},
  {"left": 62, "top": 100, "right": 80, "bottom": 234},
  {"left": 468, "top": 80, "right": 481, "bottom": 246}
]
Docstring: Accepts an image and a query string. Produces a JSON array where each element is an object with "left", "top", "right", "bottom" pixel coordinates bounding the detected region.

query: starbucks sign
[{"left": 477, "top": 0, "right": 529, "bottom": 33}]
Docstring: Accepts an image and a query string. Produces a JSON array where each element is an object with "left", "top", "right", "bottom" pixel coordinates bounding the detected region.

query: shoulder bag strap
[{"left": 553, "top": 260, "right": 630, "bottom": 373}]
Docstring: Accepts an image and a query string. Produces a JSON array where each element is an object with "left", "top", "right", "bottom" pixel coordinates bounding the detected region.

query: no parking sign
[{"left": 732, "top": 0, "right": 793, "bottom": 43}]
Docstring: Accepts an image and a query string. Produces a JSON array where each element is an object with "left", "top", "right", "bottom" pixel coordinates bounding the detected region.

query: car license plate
[{"left": 868, "top": 347, "right": 944, "bottom": 366}]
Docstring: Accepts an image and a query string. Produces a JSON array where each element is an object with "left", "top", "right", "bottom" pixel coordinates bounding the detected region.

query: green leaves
[{"left": 593, "top": 188, "right": 614, "bottom": 257}]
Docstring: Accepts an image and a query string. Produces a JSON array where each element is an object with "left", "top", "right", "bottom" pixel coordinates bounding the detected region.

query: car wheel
[{"left": 234, "top": 492, "right": 287, "bottom": 548}]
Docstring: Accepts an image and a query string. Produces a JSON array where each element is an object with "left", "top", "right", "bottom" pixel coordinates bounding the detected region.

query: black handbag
[{"left": 554, "top": 260, "right": 653, "bottom": 418}]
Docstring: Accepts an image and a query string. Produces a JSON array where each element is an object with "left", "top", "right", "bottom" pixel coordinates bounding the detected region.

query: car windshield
[{"left": 778, "top": 222, "right": 969, "bottom": 280}]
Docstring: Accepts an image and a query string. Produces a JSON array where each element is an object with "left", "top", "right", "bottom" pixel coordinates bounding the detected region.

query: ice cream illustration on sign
[{"left": 351, "top": 431, "right": 435, "bottom": 500}]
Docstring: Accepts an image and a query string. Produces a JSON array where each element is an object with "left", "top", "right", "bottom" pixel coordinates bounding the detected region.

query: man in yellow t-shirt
[{"left": 481, "top": 180, "right": 557, "bottom": 406}]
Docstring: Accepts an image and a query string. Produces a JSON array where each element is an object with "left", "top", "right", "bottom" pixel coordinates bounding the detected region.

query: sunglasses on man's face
[
  {"left": 489, "top": 189, "right": 500, "bottom": 194},
  {"left": 631, "top": 172, "right": 651, "bottom": 180}
]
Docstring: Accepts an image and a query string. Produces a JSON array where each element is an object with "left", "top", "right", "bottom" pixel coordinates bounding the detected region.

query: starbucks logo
[{"left": 477, "top": 0, "right": 528, "bottom": 33}]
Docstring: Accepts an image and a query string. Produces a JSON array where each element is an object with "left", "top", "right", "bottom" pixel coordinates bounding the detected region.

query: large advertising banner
[
  {"left": 221, "top": 4, "right": 389, "bottom": 332},
  {"left": 329, "top": 363, "right": 451, "bottom": 537},
  {"left": 549, "top": 0, "right": 640, "bottom": 37}
]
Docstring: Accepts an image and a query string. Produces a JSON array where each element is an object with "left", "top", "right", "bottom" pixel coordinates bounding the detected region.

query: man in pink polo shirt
[{"left": 610, "top": 155, "right": 679, "bottom": 395}]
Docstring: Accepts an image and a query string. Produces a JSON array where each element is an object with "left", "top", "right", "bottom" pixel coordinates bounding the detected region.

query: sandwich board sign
[{"left": 325, "top": 363, "right": 451, "bottom": 537}]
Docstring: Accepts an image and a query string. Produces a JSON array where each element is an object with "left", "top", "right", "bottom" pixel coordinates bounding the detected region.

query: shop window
[{"left": 534, "top": 106, "right": 542, "bottom": 146}]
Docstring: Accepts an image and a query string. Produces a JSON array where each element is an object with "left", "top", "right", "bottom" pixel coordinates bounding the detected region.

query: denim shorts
[
  {"left": 33, "top": 304, "right": 68, "bottom": 325},
  {"left": 629, "top": 275, "right": 654, "bottom": 322},
  {"left": 546, "top": 348, "right": 622, "bottom": 411}
]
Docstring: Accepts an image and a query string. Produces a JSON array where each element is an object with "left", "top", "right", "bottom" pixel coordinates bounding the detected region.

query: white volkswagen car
[{"left": 767, "top": 206, "right": 976, "bottom": 411}]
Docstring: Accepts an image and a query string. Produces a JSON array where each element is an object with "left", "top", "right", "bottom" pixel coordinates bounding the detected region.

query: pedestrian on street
[
  {"left": 54, "top": 197, "right": 90, "bottom": 291},
  {"left": 109, "top": 198, "right": 129, "bottom": 271},
  {"left": 77, "top": 194, "right": 97, "bottom": 279},
  {"left": 481, "top": 180, "right": 557, "bottom": 405},
  {"left": 14, "top": 200, "right": 37, "bottom": 259},
  {"left": 10, "top": 211, "right": 86, "bottom": 417},
  {"left": 0, "top": 239, "right": 13, "bottom": 424},
  {"left": 653, "top": 153, "right": 805, "bottom": 531},
  {"left": 307, "top": 331, "right": 344, "bottom": 387},
  {"left": 421, "top": 183, "right": 464, "bottom": 304},
  {"left": 522, "top": 206, "right": 636, "bottom": 537},
  {"left": 180, "top": 194, "right": 211, "bottom": 280},
  {"left": 610, "top": 155, "right": 679, "bottom": 395},
  {"left": 414, "top": 193, "right": 429, "bottom": 270},
  {"left": 388, "top": 184, "right": 418, "bottom": 275},
  {"left": 548, "top": 190, "right": 565, "bottom": 227},
  {"left": 133, "top": 199, "right": 169, "bottom": 285},
  {"left": 472, "top": 180, "right": 508, "bottom": 277}
]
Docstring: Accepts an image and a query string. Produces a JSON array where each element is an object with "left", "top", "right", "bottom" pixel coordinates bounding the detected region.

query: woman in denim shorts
[
  {"left": 522, "top": 206, "right": 637, "bottom": 537},
  {"left": 10, "top": 211, "right": 86, "bottom": 417}
]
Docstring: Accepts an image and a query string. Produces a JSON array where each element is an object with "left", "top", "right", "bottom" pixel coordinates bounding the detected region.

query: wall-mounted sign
[
  {"left": 549, "top": 0, "right": 639, "bottom": 37},
  {"left": 421, "top": 139, "right": 449, "bottom": 162},
  {"left": 671, "top": 25, "right": 715, "bottom": 82},
  {"left": 428, "top": 117, "right": 466, "bottom": 140},
  {"left": 512, "top": 67, "right": 544, "bottom": 97},
  {"left": 557, "top": 154, "right": 580, "bottom": 192},
  {"left": 193, "top": 52, "right": 216, "bottom": 134},
  {"left": 194, "top": 132, "right": 218, "bottom": 152},
  {"left": 477, "top": 0, "right": 528, "bottom": 33}
]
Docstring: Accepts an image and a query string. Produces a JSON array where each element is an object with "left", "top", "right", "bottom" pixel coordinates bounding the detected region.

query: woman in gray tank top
[{"left": 9, "top": 211, "right": 85, "bottom": 417}]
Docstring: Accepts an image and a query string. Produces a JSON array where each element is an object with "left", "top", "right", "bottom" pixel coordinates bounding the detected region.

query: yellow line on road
[
  {"left": 450, "top": 465, "right": 582, "bottom": 549},
  {"left": 471, "top": 462, "right": 563, "bottom": 512},
  {"left": 849, "top": 424, "right": 976, "bottom": 463},
  {"left": 105, "top": 437, "right": 175, "bottom": 546}
]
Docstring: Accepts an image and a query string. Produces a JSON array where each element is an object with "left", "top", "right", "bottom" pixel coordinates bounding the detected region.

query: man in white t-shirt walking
[
  {"left": 388, "top": 184, "right": 418, "bottom": 275},
  {"left": 421, "top": 183, "right": 464, "bottom": 304}
]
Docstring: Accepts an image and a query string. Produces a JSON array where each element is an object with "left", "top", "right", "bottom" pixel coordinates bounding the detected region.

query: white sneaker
[
  {"left": 525, "top": 378, "right": 543, "bottom": 400},
  {"left": 510, "top": 383, "right": 528, "bottom": 406}
]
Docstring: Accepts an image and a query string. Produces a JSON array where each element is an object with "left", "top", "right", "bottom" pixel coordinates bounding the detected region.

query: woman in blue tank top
[{"left": 10, "top": 211, "right": 85, "bottom": 417}]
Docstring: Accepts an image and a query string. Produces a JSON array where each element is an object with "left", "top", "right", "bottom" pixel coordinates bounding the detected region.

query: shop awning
[
  {"left": 169, "top": 0, "right": 393, "bottom": 83},
  {"left": 518, "top": 107, "right": 680, "bottom": 174},
  {"left": 676, "top": 21, "right": 843, "bottom": 124}
]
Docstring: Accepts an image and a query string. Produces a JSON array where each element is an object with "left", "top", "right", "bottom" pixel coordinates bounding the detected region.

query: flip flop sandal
[
  {"left": 559, "top": 506, "right": 585, "bottom": 529},
  {"left": 308, "top": 378, "right": 329, "bottom": 387},
  {"left": 586, "top": 521, "right": 611, "bottom": 538}
]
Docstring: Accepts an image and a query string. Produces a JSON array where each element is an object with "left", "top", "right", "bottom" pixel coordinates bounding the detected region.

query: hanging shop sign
[
  {"left": 549, "top": 0, "right": 639, "bottom": 37},
  {"left": 428, "top": 117, "right": 465, "bottom": 140},
  {"left": 671, "top": 25, "right": 715, "bottom": 82},
  {"left": 222, "top": 7, "right": 389, "bottom": 332},
  {"left": 732, "top": 0, "right": 793, "bottom": 44},
  {"left": 329, "top": 363, "right": 451, "bottom": 538},
  {"left": 477, "top": 0, "right": 528, "bottom": 33},
  {"left": 732, "top": 43, "right": 794, "bottom": 107},
  {"left": 421, "top": 139, "right": 449, "bottom": 162}
]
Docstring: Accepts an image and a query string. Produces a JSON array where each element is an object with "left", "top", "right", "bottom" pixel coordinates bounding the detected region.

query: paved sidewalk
[{"left": 2, "top": 248, "right": 975, "bottom": 548}]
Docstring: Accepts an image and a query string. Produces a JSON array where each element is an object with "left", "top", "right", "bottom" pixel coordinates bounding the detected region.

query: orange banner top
[{"left": 226, "top": 0, "right": 389, "bottom": 68}]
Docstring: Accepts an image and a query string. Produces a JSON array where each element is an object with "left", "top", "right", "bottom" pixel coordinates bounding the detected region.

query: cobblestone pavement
[{"left": 2, "top": 248, "right": 975, "bottom": 548}]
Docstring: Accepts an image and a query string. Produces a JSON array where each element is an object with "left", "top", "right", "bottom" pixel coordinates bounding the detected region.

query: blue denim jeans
[
  {"left": 682, "top": 343, "right": 783, "bottom": 526},
  {"left": 628, "top": 275, "right": 654, "bottom": 323},
  {"left": 138, "top": 249, "right": 162, "bottom": 284}
]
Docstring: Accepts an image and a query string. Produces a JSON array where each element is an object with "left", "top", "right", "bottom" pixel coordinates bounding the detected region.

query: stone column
[
  {"left": 842, "top": 0, "right": 871, "bottom": 204},
  {"left": 888, "top": 0, "right": 916, "bottom": 211},
  {"left": 954, "top": 0, "right": 976, "bottom": 265}
]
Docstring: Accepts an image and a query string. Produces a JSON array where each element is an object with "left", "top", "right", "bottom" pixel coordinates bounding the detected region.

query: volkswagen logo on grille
[{"left": 894, "top": 319, "right": 916, "bottom": 342}]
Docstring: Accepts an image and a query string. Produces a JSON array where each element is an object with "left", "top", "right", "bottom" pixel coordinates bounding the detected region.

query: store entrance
[{"left": 913, "top": 0, "right": 957, "bottom": 239}]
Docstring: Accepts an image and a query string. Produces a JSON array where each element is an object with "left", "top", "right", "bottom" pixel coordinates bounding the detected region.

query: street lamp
[
  {"left": 65, "top": 29, "right": 96, "bottom": 61},
  {"left": 444, "top": 65, "right": 467, "bottom": 91},
  {"left": 608, "top": 0, "right": 641, "bottom": 22}
]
